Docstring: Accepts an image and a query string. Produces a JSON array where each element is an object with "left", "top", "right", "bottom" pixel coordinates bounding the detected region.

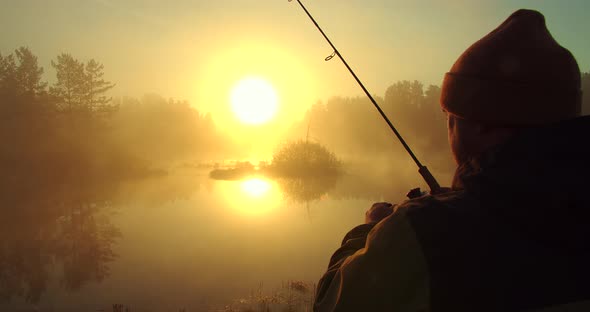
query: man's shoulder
[
  {"left": 382, "top": 189, "right": 484, "bottom": 237},
  {"left": 369, "top": 190, "right": 470, "bottom": 242},
  {"left": 396, "top": 189, "right": 470, "bottom": 216}
]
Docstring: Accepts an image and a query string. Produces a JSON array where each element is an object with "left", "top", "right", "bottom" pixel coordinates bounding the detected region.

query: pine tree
[
  {"left": 14, "top": 47, "right": 47, "bottom": 96},
  {"left": 0, "top": 53, "right": 18, "bottom": 97},
  {"left": 0, "top": 47, "right": 48, "bottom": 113},
  {"left": 84, "top": 59, "right": 115, "bottom": 113},
  {"left": 50, "top": 53, "right": 85, "bottom": 113}
]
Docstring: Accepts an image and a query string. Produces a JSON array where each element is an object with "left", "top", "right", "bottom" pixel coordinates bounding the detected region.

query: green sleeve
[{"left": 314, "top": 209, "right": 430, "bottom": 312}]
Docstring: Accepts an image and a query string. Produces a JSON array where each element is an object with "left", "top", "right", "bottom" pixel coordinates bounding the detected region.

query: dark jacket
[{"left": 314, "top": 116, "right": 590, "bottom": 311}]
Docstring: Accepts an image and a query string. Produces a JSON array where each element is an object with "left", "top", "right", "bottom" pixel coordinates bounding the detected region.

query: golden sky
[{"left": 2, "top": 0, "right": 589, "bottom": 138}]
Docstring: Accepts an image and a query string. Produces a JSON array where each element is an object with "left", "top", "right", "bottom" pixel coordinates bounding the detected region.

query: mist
[{"left": 1, "top": 43, "right": 590, "bottom": 311}]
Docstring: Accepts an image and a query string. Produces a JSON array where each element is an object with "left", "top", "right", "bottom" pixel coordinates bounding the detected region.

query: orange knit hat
[{"left": 441, "top": 9, "right": 582, "bottom": 126}]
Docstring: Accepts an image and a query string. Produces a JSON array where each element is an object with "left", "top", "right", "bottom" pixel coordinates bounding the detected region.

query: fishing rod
[{"left": 289, "top": 0, "right": 441, "bottom": 196}]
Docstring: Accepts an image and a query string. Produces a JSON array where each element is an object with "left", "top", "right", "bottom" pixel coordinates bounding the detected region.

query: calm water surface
[{"left": 1, "top": 167, "right": 430, "bottom": 311}]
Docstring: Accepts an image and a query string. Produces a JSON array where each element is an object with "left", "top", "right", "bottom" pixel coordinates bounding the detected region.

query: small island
[{"left": 209, "top": 140, "right": 342, "bottom": 181}]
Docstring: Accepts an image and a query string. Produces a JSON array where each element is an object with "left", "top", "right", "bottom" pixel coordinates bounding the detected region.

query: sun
[{"left": 230, "top": 77, "right": 279, "bottom": 125}]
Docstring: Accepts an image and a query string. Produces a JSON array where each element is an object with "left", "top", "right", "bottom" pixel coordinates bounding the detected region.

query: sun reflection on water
[
  {"left": 241, "top": 178, "right": 271, "bottom": 198},
  {"left": 219, "top": 177, "right": 281, "bottom": 217}
]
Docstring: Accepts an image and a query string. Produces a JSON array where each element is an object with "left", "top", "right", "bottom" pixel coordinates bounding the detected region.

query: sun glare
[
  {"left": 241, "top": 178, "right": 271, "bottom": 198},
  {"left": 230, "top": 77, "right": 278, "bottom": 125}
]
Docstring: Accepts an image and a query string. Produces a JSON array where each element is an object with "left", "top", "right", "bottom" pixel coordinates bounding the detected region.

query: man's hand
[{"left": 365, "top": 202, "right": 395, "bottom": 224}]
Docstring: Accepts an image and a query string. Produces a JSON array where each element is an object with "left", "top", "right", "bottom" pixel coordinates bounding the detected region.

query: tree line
[
  {"left": 0, "top": 47, "right": 236, "bottom": 303},
  {"left": 286, "top": 72, "right": 590, "bottom": 187},
  {"left": 0, "top": 47, "right": 236, "bottom": 184},
  {"left": 0, "top": 47, "right": 116, "bottom": 115},
  {"left": 286, "top": 81, "right": 450, "bottom": 174}
]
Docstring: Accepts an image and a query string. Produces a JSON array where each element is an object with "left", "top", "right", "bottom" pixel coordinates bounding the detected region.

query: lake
[{"left": 0, "top": 165, "right": 448, "bottom": 312}]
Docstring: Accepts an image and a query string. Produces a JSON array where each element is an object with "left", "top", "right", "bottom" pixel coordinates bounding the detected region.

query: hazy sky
[{"left": 2, "top": 0, "right": 589, "bottom": 129}]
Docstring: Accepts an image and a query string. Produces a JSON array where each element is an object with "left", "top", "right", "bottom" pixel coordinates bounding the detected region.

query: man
[{"left": 314, "top": 9, "right": 590, "bottom": 312}]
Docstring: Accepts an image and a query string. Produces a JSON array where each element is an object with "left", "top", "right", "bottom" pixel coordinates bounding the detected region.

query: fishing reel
[{"left": 407, "top": 188, "right": 426, "bottom": 199}]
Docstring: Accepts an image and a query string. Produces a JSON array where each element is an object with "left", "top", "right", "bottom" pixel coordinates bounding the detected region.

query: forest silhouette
[
  {"left": 1, "top": 46, "right": 589, "bottom": 304},
  {"left": 0, "top": 47, "right": 232, "bottom": 303}
]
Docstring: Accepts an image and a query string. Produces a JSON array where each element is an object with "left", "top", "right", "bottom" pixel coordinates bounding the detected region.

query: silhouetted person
[{"left": 314, "top": 9, "right": 589, "bottom": 311}]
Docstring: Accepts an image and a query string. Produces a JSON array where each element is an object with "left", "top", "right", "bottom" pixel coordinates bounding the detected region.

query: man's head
[
  {"left": 445, "top": 113, "right": 516, "bottom": 165},
  {"left": 441, "top": 9, "right": 582, "bottom": 165}
]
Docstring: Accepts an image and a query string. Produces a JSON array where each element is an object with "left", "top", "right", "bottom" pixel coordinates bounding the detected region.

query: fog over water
[
  {"left": 1, "top": 1, "right": 590, "bottom": 311},
  {"left": 1, "top": 166, "right": 430, "bottom": 311}
]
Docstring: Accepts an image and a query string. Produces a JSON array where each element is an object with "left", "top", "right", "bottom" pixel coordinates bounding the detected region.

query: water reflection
[
  {"left": 241, "top": 178, "right": 271, "bottom": 198},
  {"left": 277, "top": 175, "right": 338, "bottom": 204},
  {"left": 56, "top": 204, "right": 121, "bottom": 292},
  {"left": 0, "top": 178, "right": 122, "bottom": 304},
  {"left": 1, "top": 164, "right": 441, "bottom": 309},
  {"left": 221, "top": 178, "right": 282, "bottom": 217},
  {"left": 207, "top": 161, "right": 430, "bottom": 205}
]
